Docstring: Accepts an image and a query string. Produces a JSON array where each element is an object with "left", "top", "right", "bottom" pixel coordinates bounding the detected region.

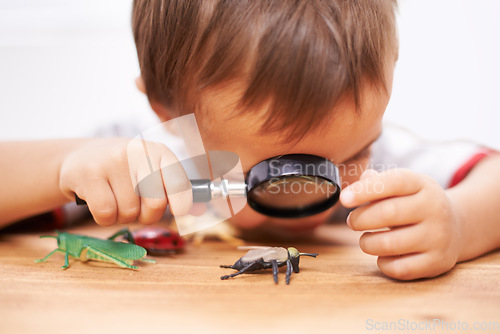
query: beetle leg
[
  {"left": 271, "top": 260, "right": 279, "bottom": 284},
  {"left": 220, "top": 265, "right": 233, "bottom": 268},
  {"left": 80, "top": 245, "right": 138, "bottom": 269},
  {"left": 285, "top": 259, "right": 293, "bottom": 285},
  {"left": 220, "top": 262, "right": 261, "bottom": 280}
]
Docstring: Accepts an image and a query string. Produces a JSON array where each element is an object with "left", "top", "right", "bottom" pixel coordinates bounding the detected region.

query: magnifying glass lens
[{"left": 251, "top": 176, "right": 337, "bottom": 209}]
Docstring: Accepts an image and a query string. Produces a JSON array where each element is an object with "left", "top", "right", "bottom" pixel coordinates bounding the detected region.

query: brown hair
[{"left": 132, "top": 0, "right": 397, "bottom": 137}]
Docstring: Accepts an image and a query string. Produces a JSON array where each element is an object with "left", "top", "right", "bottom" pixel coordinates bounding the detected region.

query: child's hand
[
  {"left": 340, "top": 169, "right": 463, "bottom": 280},
  {"left": 59, "top": 138, "right": 192, "bottom": 225}
]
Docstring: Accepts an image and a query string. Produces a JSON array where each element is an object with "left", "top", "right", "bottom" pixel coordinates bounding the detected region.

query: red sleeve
[{"left": 448, "top": 149, "right": 494, "bottom": 188}]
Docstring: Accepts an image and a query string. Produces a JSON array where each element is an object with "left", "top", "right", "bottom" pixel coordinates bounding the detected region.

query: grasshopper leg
[
  {"left": 285, "top": 259, "right": 293, "bottom": 285},
  {"left": 271, "top": 260, "right": 279, "bottom": 284},
  {"left": 139, "top": 258, "right": 156, "bottom": 264},
  {"left": 80, "top": 245, "right": 138, "bottom": 269},
  {"left": 61, "top": 252, "right": 70, "bottom": 270},
  {"left": 35, "top": 248, "right": 62, "bottom": 263},
  {"left": 107, "top": 227, "right": 135, "bottom": 244}
]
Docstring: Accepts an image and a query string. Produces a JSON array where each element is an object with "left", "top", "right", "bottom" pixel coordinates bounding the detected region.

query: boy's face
[{"left": 143, "top": 58, "right": 395, "bottom": 237}]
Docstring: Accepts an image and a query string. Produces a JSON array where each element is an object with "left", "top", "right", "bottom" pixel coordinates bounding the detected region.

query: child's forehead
[
  {"left": 196, "top": 88, "right": 384, "bottom": 165},
  {"left": 197, "top": 77, "right": 387, "bottom": 131}
]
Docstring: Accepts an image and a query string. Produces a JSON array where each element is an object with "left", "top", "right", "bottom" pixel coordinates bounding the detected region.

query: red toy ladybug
[{"left": 108, "top": 227, "right": 185, "bottom": 254}]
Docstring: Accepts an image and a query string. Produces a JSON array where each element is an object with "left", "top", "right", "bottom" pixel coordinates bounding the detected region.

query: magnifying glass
[
  {"left": 76, "top": 154, "right": 340, "bottom": 218},
  {"left": 190, "top": 154, "right": 341, "bottom": 218}
]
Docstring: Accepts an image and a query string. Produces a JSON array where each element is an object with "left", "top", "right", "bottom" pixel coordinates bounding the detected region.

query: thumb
[{"left": 360, "top": 168, "right": 379, "bottom": 180}]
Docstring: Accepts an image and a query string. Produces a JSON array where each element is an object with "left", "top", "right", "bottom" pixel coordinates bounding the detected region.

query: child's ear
[
  {"left": 135, "top": 76, "right": 172, "bottom": 122},
  {"left": 150, "top": 100, "right": 172, "bottom": 123},
  {"left": 135, "top": 76, "right": 147, "bottom": 94}
]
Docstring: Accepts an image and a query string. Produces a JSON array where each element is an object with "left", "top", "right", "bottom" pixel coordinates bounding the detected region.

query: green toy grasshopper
[{"left": 35, "top": 231, "right": 156, "bottom": 270}]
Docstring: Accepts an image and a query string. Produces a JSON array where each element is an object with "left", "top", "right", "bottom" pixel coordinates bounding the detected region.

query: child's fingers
[
  {"left": 188, "top": 202, "right": 207, "bottom": 216},
  {"left": 137, "top": 170, "right": 168, "bottom": 224},
  {"left": 359, "top": 168, "right": 379, "bottom": 180},
  {"left": 108, "top": 170, "right": 141, "bottom": 224},
  {"left": 128, "top": 139, "right": 192, "bottom": 218},
  {"left": 82, "top": 178, "right": 117, "bottom": 226},
  {"left": 377, "top": 252, "right": 451, "bottom": 281},
  {"left": 359, "top": 223, "right": 428, "bottom": 257},
  {"left": 139, "top": 197, "right": 168, "bottom": 224},
  {"left": 134, "top": 152, "right": 168, "bottom": 225},
  {"left": 160, "top": 151, "right": 193, "bottom": 217},
  {"left": 128, "top": 140, "right": 182, "bottom": 223},
  {"left": 347, "top": 193, "right": 426, "bottom": 231},
  {"left": 340, "top": 168, "right": 424, "bottom": 208}
]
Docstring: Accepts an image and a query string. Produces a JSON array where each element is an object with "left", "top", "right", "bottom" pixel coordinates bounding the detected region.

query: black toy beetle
[{"left": 220, "top": 246, "right": 318, "bottom": 284}]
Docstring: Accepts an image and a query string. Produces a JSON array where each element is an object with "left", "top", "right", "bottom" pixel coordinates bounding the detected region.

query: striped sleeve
[{"left": 370, "top": 124, "right": 492, "bottom": 189}]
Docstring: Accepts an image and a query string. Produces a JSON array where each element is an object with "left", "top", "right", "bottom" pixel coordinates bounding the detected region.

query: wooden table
[{"left": 1, "top": 222, "right": 499, "bottom": 334}]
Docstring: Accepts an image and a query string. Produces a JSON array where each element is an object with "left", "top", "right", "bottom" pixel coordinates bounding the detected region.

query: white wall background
[
  {"left": 386, "top": 0, "right": 500, "bottom": 148},
  {"left": 0, "top": 0, "right": 499, "bottom": 148}
]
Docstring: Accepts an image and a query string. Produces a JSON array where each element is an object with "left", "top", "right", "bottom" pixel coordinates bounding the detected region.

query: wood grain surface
[{"left": 0, "top": 222, "right": 499, "bottom": 334}]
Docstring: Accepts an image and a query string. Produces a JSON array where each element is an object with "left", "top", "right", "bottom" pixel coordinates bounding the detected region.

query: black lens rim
[{"left": 245, "top": 154, "right": 341, "bottom": 218}]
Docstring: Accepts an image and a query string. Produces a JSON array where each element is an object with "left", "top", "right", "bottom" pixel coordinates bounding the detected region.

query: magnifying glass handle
[
  {"left": 190, "top": 179, "right": 247, "bottom": 202},
  {"left": 75, "top": 179, "right": 246, "bottom": 205},
  {"left": 190, "top": 179, "right": 212, "bottom": 202}
]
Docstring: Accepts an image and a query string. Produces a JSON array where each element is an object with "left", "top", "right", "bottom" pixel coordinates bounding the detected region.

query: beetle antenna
[
  {"left": 299, "top": 253, "right": 318, "bottom": 258},
  {"left": 39, "top": 235, "right": 57, "bottom": 239}
]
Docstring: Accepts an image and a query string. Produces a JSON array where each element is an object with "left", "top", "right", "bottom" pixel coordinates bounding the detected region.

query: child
[{"left": 1, "top": 0, "right": 499, "bottom": 280}]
